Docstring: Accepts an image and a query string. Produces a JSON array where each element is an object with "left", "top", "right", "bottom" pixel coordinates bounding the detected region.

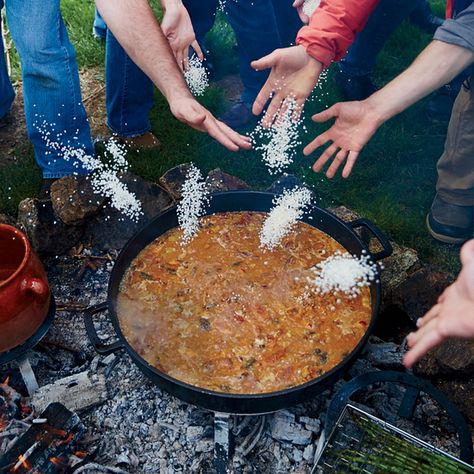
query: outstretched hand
[
  {"left": 304, "top": 100, "right": 383, "bottom": 178},
  {"left": 251, "top": 45, "right": 322, "bottom": 127},
  {"left": 170, "top": 97, "right": 252, "bottom": 152},
  {"left": 161, "top": 3, "right": 203, "bottom": 71},
  {"left": 404, "top": 240, "right": 474, "bottom": 368},
  {"left": 292, "top": 0, "right": 310, "bottom": 23}
]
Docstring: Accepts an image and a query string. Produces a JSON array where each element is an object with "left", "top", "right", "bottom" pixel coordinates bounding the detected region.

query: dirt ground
[{"left": 0, "top": 66, "right": 108, "bottom": 169}]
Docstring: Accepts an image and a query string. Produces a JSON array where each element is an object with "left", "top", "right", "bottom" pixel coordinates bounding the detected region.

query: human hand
[
  {"left": 304, "top": 100, "right": 383, "bottom": 178},
  {"left": 292, "top": 0, "right": 309, "bottom": 23},
  {"left": 251, "top": 45, "right": 322, "bottom": 127},
  {"left": 404, "top": 239, "right": 474, "bottom": 368},
  {"left": 161, "top": 2, "right": 203, "bottom": 71},
  {"left": 169, "top": 96, "right": 252, "bottom": 151}
]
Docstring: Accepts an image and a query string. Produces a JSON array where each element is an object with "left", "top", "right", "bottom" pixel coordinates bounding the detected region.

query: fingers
[
  {"left": 251, "top": 50, "right": 278, "bottom": 73},
  {"left": 215, "top": 119, "right": 252, "bottom": 150},
  {"left": 176, "top": 49, "right": 184, "bottom": 72},
  {"left": 182, "top": 48, "right": 189, "bottom": 71},
  {"left": 326, "top": 148, "right": 348, "bottom": 178},
  {"left": 417, "top": 304, "right": 440, "bottom": 327},
  {"left": 191, "top": 40, "right": 204, "bottom": 61},
  {"left": 312, "top": 142, "right": 338, "bottom": 173},
  {"left": 252, "top": 80, "right": 275, "bottom": 116},
  {"left": 460, "top": 239, "right": 474, "bottom": 265},
  {"left": 262, "top": 95, "right": 284, "bottom": 128},
  {"left": 303, "top": 132, "right": 330, "bottom": 156},
  {"left": 342, "top": 150, "right": 359, "bottom": 178},
  {"left": 404, "top": 321, "right": 444, "bottom": 368},
  {"left": 312, "top": 105, "right": 338, "bottom": 123}
]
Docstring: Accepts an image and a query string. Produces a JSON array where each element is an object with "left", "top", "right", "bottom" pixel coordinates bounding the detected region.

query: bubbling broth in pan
[{"left": 117, "top": 212, "right": 372, "bottom": 394}]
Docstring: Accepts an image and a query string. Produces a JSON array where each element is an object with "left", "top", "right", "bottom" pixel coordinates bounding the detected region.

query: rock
[
  {"left": 437, "top": 378, "right": 474, "bottom": 423},
  {"left": 303, "top": 445, "right": 315, "bottom": 462},
  {"left": 50, "top": 175, "right": 107, "bottom": 226},
  {"left": 292, "top": 447, "right": 303, "bottom": 463},
  {"left": 84, "top": 173, "right": 173, "bottom": 252},
  {"left": 17, "top": 198, "right": 83, "bottom": 256},
  {"left": 365, "top": 341, "right": 404, "bottom": 369},
  {"left": 205, "top": 168, "right": 251, "bottom": 193},
  {"left": 270, "top": 411, "right": 312, "bottom": 446},
  {"left": 266, "top": 174, "right": 305, "bottom": 195},
  {"left": 0, "top": 213, "right": 16, "bottom": 226},
  {"left": 416, "top": 339, "right": 474, "bottom": 377},
  {"left": 186, "top": 426, "right": 204, "bottom": 442},
  {"left": 195, "top": 439, "right": 213, "bottom": 453},
  {"left": 159, "top": 163, "right": 193, "bottom": 201},
  {"left": 299, "top": 416, "right": 321, "bottom": 434}
]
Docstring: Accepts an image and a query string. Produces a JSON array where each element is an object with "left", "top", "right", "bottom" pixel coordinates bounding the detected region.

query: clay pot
[{"left": 0, "top": 224, "right": 51, "bottom": 352}]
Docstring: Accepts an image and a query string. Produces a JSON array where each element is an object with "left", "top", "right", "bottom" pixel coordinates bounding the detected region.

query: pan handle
[
  {"left": 348, "top": 218, "right": 393, "bottom": 262},
  {"left": 84, "top": 302, "right": 125, "bottom": 355}
]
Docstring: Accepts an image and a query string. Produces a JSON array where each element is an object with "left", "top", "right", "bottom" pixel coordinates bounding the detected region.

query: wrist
[{"left": 364, "top": 93, "right": 393, "bottom": 126}]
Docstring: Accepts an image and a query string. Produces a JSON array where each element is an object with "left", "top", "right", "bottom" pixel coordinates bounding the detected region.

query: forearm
[
  {"left": 95, "top": 0, "right": 191, "bottom": 103},
  {"left": 367, "top": 40, "right": 474, "bottom": 124}
]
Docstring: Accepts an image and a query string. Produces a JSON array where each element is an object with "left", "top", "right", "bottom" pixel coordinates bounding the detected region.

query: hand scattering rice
[
  {"left": 177, "top": 164, "right": 210, "bottom": 244},
  {"left": 302, "top": 0, "right": 321, "bottom": 18},
  {"left": 184, "top": 55, "right": 209, "bottom": 96},
  {"left": 260, "top": 187, "right": 312, "bottom": 250},
  {"left": 252, "top": 97, "right": 303, "bottom": 175},
  {"left": 308, "top": 251, "right": 377, "bottom": 298},
  {"left": 35, "top": 119, "right": 143, "bottom": 221}
]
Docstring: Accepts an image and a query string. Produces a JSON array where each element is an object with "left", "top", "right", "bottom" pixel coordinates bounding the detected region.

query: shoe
[
  {"left": 426, "top": 84, "right": 459, "bottom": 122},
  {"left": 219, "top": 102, "right": 257, "bottom": 129},
  {"left": 116, "top": 132, "right": 161, "bottom": 151},
  {"left": 39, "top": 178, "right": 58, "bottom": 200},
  {"left": 426, "top": 194, "right": 474, "bottom": 244},
  {"left": 335, "top": 68, "right": 377, "bottom": 102},
  {"left": 410, "top": 3, "right": 444, "bottom": 34}
]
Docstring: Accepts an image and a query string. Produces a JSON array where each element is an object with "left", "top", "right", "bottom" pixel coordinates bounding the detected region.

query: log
[{"left": 30, "top": 371, "right": 107, "bottom": 414}]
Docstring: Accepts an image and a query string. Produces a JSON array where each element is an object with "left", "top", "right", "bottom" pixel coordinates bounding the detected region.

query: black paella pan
[{"left": 84, "top": 191, "right": 393, "bottom": 414}]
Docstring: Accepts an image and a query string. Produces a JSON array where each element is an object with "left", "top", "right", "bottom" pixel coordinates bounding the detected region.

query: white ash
[
  {"left": 308, "top": 251, "right": 378, "bottom": 298},
  {"left": 302, "top": 0, "right": 321, "bottom": 18},
  {"left": 252, "top": 97, "right": 303, "bottom": 175},
  {"left": 260, "top": 187, "right": 312, "bottom": 250},
  {"left": 184, "top": 55, "right": 209, "bottom": 96},
  {"left": 176, "top": 164, "right": 209, "bottom": 244},
  {"left": 34, "top": 120, "right": 143, "bottom": 221}
]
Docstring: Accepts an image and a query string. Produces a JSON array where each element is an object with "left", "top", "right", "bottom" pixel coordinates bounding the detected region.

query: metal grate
[{"left": 313, "top": 404, "right": 474, "bottom": 474}]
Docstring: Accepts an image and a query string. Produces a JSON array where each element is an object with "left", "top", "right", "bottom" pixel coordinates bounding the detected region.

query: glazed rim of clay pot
[{"left": 0, "top": 224, "right": 30, "bottom": 289}]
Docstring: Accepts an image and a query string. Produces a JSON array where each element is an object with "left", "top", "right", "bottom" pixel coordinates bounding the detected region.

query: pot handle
[
  {"left": 22, "top": 278, "right": 50, "bottom": 304},
  {"left": 348, "top": 218, "right": 393, "bottom": 261},
  {"left": 83, "top": 302, "right": 125, "bottom": 355}
]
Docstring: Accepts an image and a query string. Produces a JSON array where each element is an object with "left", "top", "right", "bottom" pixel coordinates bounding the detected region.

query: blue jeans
[
  {"left": 105, "top": 30, "right": 154, "bottom": 137},
  {"left": 340, "top": 0, "right": 425, "bottom": 77},
  {"left": 5, "top": 0, "right": 93, "bottom": 178},
  {"left": 0, "top": 2, "right": 15, "bottom": 119},
  {"left": 183, "top": 0, "right": 283, "bottom": 105},
  {"left": 93, "top": 9, "right": 106, "bottom": 40}
]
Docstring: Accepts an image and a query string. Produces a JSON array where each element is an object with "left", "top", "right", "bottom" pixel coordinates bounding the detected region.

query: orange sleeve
[{"left": 296, "top": 0, "right": 380, "bottom": 68}]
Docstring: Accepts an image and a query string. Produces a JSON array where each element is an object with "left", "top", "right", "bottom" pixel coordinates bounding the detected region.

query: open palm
[{"left": 304, "top": 101, "right": 383, "bottom": 178}]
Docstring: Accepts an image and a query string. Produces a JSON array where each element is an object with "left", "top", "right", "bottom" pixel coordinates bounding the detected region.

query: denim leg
[
  {"left": 105, "top": 30, "right": 154, "bottom": 137},
  {"left": 6, "top": 0, "right": 93, "bottom": 178},
  {"left": 340, "top": 0, "right": 425, "bottom": 77},
  {"left": 182, "top": 0, "right": 218, "bottom": 44},
  {"left": 270, "top": 0, "right": 303, "bottom": 47},
  {"left": 224, "top": 0, "right": 282, "bottom": 105},
  {"left": 0, "top": 2, "right": 15, "bottom": 119},
  {"left": 93, "top": 8, "right": 107, "bottom": 40}
]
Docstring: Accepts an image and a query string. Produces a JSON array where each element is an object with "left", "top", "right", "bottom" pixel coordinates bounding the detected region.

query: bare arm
[
  {"left": 95, "top": 0, "right": 251, "bottom": 151},
  {"left": 305, "top": 40, "right": 474, "bottom": 178}
]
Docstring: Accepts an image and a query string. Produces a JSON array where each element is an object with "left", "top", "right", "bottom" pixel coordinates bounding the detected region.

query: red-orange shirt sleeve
[{"left": 296, "top": 0, "right": 380, "bottom": 68}]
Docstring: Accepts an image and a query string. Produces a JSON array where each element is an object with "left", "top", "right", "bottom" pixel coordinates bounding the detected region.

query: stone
[
  {"left": 17, "top": 198, "right": 84, "bottom": 256},
  {"left": 270, "top": 412, "right": 312, "bottom": 446},
  {"left": 416, "top": 339, "right": 474, "bottom": 377},
  {"left": 84, "top": 173, "right": 173, "bottom": 252},
  {"left": 303, "top": 445, "right": 315, "bottom": 462},
  {"left": 186, "top": 426, "right": 204, "bottom": 442},
  {"left": 365, "top": 341, "right": 404, "bottom": 369},
  {"left": 437, "top": 378, "right": 474, "bottom": 423},
  {"left": 195, "top": 439, "right": 213, "bottom": 453},
  {"left": 266, "top": 174, "right": 304, "bottom": 195},
  {"left": 299, "top": 416, "right": 321, "bottom": 434},
  {"left": 50, "top": 175, "right": 107, "bottom": 226},
  {"left": 0, "top": 213, "right": 16, "bottom": 226},
  {"left": 205, "top": 168, "right": 251, "bottom": 193},
  {"left": 159, "top": 163, "right": 193, "bottom": 201}
]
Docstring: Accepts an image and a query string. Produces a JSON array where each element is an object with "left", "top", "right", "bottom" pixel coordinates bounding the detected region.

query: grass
[{"left": 0, "top": 1, "right": 462, "bottom": 274}]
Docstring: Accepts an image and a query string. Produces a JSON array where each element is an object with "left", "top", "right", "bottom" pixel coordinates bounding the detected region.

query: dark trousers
[{"left": 184, "top": 0, "right": 297, "bottom": 104}]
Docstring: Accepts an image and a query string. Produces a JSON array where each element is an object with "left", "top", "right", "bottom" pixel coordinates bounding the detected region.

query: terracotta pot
[{"left": 0, "top": 224, "right": 51, "bottom": 352}]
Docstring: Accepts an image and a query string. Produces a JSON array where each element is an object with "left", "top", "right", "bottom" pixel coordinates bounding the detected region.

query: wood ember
[
  {"left": 31, "top": 372, "right": 107, "bottom": 414},
  {"left": 0, "top": 403, "right": 83, "bottom": 474}
]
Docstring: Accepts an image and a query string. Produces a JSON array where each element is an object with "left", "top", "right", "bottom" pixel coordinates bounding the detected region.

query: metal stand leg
[
  {"left": 214, "top": 413, "right": 232, "bottom": 474},
  {"left": 17, "top": 355, "right": 39, "bottom": 396}
]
